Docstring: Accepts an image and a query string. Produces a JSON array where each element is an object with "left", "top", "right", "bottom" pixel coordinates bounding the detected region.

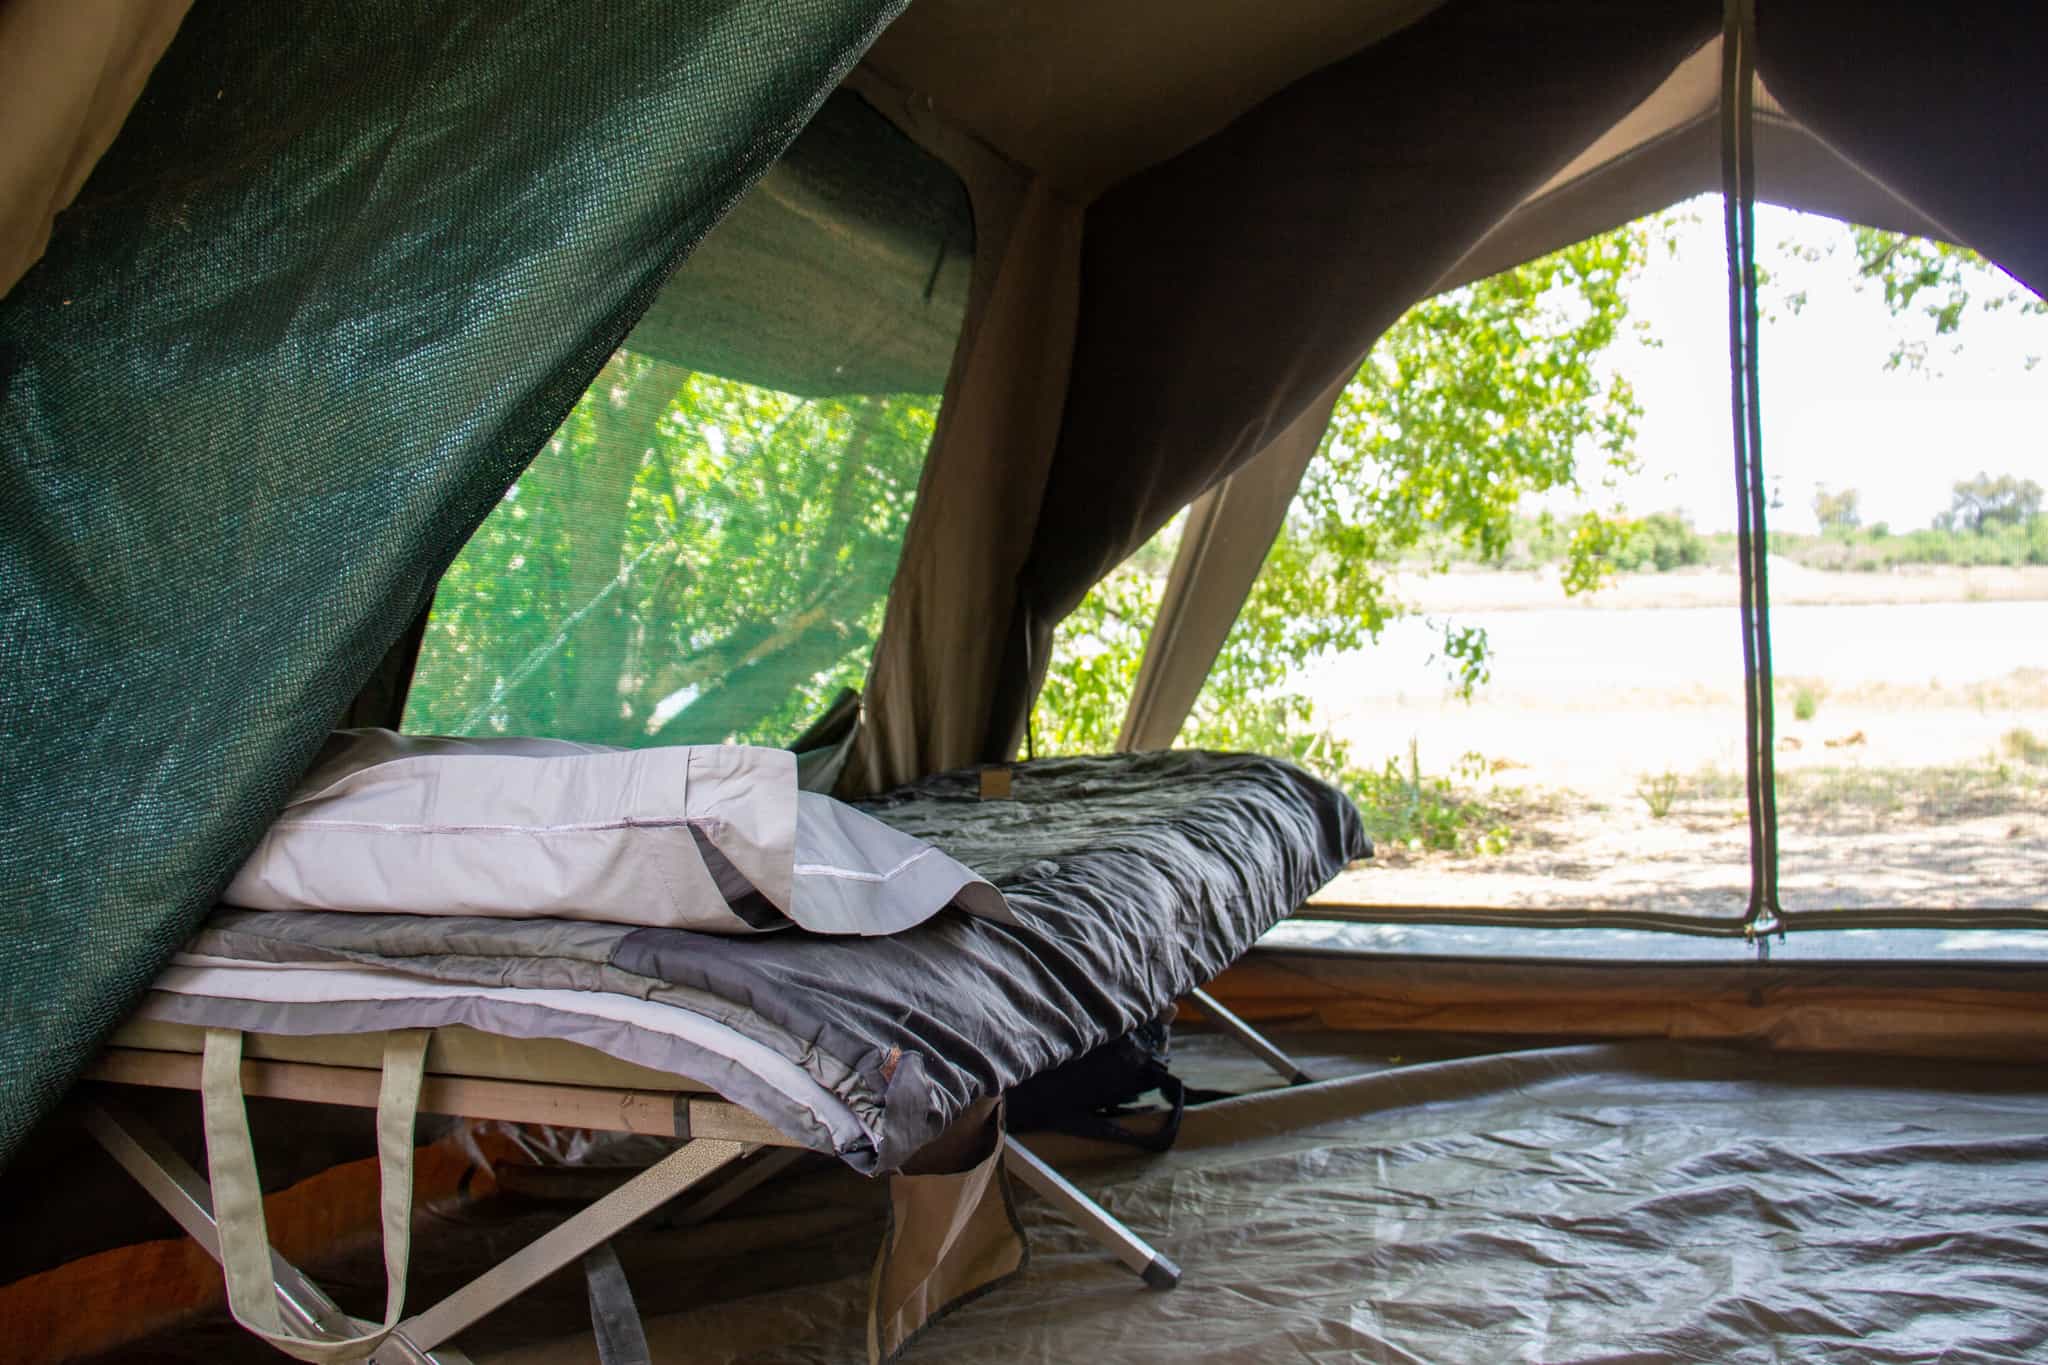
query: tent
[{"left": 4, "top": 0, "right": 2046, "bottom": 1359}]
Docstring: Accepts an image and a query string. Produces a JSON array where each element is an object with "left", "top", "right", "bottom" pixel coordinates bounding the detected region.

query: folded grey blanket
[{"left": 152, "top": 751, "right": 1367, "bottom": 1172}]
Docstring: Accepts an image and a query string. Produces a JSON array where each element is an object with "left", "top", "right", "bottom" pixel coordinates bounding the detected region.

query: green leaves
[
  {"left": 404, "top": 353, "right": 941, "bottom": 747},
  {"left": 1945, "top": 472, "right": 2044, "bottom": 535},
  {"left": 1844, "top": 227, "right": 2044, "bottom": 373},
  {"left": 1194, "top": 221, "right": 1653, "bottom": 717}
]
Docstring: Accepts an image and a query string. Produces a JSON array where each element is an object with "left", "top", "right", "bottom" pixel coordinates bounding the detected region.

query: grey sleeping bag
[{"left": 139, "top": 751, "right": 1367, "bottom": 1172}]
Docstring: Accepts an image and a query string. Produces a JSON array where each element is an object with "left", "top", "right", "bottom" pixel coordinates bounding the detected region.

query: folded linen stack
[{"left": 225, "top": 728, "right": 1016, "bottom": 935}]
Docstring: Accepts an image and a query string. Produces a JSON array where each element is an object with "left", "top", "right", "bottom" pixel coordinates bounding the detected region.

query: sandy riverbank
[{"left": 1299, "top": 575, "right": 2048, "bottom": 915}]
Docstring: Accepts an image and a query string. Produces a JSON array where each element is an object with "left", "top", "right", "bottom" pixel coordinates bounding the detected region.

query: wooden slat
[{"left": 84, "top": 1048, "right": 802, "bottom": 1147}]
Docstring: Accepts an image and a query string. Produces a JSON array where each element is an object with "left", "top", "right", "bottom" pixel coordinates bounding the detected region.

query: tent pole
[{"left": 1720, "top": 0, "right": 1783, "bottom": 944}]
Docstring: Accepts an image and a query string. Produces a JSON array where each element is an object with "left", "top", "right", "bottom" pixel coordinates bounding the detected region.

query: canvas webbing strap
[
  {"left": 200, "top": 1027, "right": 429, "bottom": 1362},
  {"left": 582, "top": 1241, "right": 654, "bottom": 1365}
]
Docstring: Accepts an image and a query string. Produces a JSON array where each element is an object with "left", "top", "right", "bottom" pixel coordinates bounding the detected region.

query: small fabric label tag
[{"left": 978, "top": 766, "right": 1013, "bottom": 800}]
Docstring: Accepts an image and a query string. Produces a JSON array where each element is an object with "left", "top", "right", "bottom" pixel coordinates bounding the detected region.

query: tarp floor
[{"left": 98, "top": 1030, "right": 2048, "bottom": 1363}]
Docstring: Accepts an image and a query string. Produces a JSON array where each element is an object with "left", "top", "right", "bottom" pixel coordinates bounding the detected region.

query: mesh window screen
[{"left": 403, "top": 92, "right": 972, "bottom": 747}]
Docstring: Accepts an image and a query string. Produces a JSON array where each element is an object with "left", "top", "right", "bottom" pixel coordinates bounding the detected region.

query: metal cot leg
[
  {"left": 1002, "top": 1138, "right": 1180, "bottom": 1290},
  {"left": 1187, "top": 985, "right": 1316, "bottom": 1085},
  {"left": 80, "top": 1100, "right": 471, "bottom": 1365},
  {"left": 81, "top": 1098, "right": 747, "bottom": 1363},
  {"left": 995, "top": 983, "right": 1317, "bottom": 1292}
]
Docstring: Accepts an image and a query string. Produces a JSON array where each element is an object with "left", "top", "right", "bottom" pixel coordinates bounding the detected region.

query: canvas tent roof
[
  {"left": 3, "top": 0, "right": 2047, "bottom": 1174},
  {"left": 862, "top": 0, "right": 1956, "bottom": 268}
]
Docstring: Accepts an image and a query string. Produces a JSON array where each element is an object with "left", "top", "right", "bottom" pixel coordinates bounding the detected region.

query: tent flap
[
  {"left": 0, "top": 0, "right": 905, "bottom": 1163},
  {"left": 973, "top": 0, "right": 1722, "bottom": 762}
]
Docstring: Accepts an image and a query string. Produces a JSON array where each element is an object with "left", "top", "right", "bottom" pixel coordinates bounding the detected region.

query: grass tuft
[
  {"left": 2002, "top": 726, "right": 2048, "bottom": 766},
  {"left": 1636, "top": 771, "right": 1682, "bottom": 819}
]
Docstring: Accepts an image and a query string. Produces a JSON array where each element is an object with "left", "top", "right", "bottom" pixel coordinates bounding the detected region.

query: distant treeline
[
  {"left": 1433, "top": 507, "right": 2048, "bottom": 574},
  {"left": 1761, "top": 517, "right": 2048, "bottom": 571}
]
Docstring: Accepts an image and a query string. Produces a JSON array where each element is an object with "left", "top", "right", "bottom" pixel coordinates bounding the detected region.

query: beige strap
[{"left": 201, "top": 1027, "right": 429, "bottom": 1362}]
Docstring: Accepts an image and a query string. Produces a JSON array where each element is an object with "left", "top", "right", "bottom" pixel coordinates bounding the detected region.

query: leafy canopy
[
  {"left": 1942, "top": 472, "right": 2044, "bottom": 534},
  {"left": 1778, "top": 227, "right": 2046, "bottom": 373},
  {"left": 405, "top": 352, "right": 938, "bottom": 748},
  {"left": 1037, "top": 219, "right": 1657, "bottom": 798},
  {"left": 1812, "top": 485, "right": 1862, "bottom": 534}
]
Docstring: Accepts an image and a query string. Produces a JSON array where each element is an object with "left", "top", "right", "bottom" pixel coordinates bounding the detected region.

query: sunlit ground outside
[{"left": 1305, "top": 568, "right": 2048, "bottom": 914}]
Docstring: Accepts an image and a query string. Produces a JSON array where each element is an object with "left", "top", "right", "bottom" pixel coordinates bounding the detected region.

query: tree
[
  {"left": 404, "top": 358, "right": 940, "bottom": 747},
  {"left": 1946, "top": 472, "right": 2044, "bottom": 534},
  {"left": 1038, "top": 219, "right": 1657, "bottom": 766},
  {"left": 1615, "top": 511, "right": 1709, "bottom": 571},
  {"left": 1849, "top": 229, "right": 2045, "bottom": 373},
  {"left": 1812, "top": 485, "right": 1862, "bottom": 534}
]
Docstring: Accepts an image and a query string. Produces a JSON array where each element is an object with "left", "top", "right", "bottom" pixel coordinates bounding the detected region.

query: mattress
[{"left": 133, "top": 751, "right": 1368, "bottom": 1172}]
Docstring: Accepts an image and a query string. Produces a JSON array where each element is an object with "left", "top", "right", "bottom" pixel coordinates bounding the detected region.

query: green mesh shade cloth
[
  {"left": 402, "top": 92, "right": 970, "bottom": 750},
  {"left": 0, "top": 0, "right": 904, "bottom": 1162}
]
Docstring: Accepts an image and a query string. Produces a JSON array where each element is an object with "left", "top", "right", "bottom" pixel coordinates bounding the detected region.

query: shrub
[
  {"left": 2003, "top": 727, "right": 2048, "bottom": 766},
  {"left": 1346, "top": 739, "right": 1512, "bottom": 856},
  {"left": 1614, "top": 512, "right": 1709, "bottom": 573}
]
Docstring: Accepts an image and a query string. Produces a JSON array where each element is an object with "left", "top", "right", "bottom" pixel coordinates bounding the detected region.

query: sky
[{"left": 1575, "top": 194, "right": 2048, "bottom": 535}]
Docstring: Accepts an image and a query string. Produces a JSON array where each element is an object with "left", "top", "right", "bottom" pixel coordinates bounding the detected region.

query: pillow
[{"left": 223, "top": 729, "right": 1012, "bottom": 934}]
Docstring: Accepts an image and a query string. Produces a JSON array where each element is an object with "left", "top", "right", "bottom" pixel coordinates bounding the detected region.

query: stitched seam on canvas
[
  {"left": 792, "top": 847, "right": 937, "bottom": 883},
  {"left": 279, "top": 817, "right": 712, "bottom": 835},
  {"left": 170, "top": 954, "right": 361, "bottom": 971}
]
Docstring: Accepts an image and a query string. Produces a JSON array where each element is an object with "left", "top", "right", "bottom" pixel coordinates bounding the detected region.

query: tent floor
[{"left": 98, "top": 1030, "right": 2048, "bottom": 1363}]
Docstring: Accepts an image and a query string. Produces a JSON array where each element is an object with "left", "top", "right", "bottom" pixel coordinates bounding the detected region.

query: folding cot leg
[
  {"left": 663, "top": 1144, "right": 808, "bottom": 1227},
  {"left": 1187, "top": 985, "right": 1316, "bottom": 1085},
  {"left": 996, "top": 987, "right": 1310, "bottom": 1294},
  {"left": 81, "top": 1097, "right": 749, "bottom": 1362},
  {"left": 78, "top": 1100, "right": 471, "bottom": 1365},
  {"left": 382, "top": 1136, "right": 746, "bottom": 1359},
  {"left": 1002, "top": 1138, "right": 1180, "bottom": 1290}
]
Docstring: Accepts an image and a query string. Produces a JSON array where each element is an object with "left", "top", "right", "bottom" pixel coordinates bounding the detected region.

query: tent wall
[
  {"left": 1116, "top": 379, "right": 1346, "bottom": 755},
  {"left": 0, "top": 0, "right": 189, "bottom": 300},
  {"left": 1438, "top": 42, "right": 1955, "bottom": 295},
  {"left": 860, "top": 0, "right": 1446, "bottom": 202},
  {"left": 0, "top": 0, "right": 907, "bottom": 1163},
  {"left": 840, "top": 108, "right": 1086, "bottom": 793}
]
